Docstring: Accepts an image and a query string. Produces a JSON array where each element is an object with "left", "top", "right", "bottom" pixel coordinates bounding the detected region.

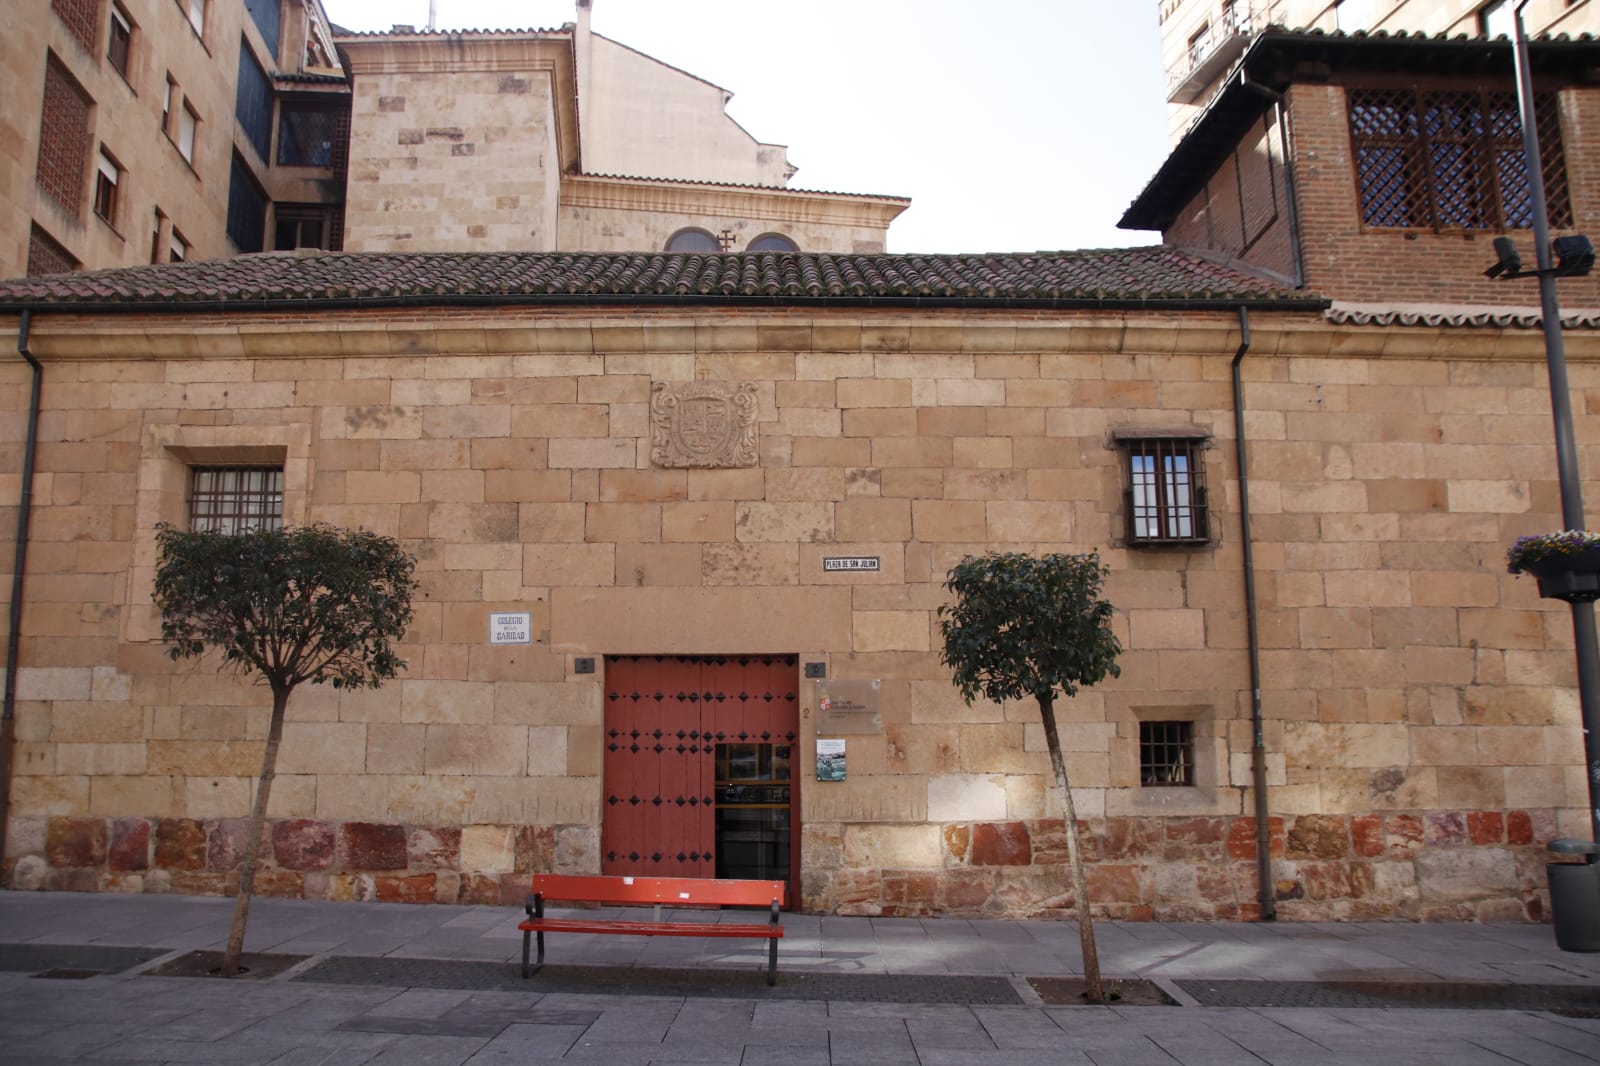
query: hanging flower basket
[{"left": 1507, "top": 530, "right": 1600, "bottom": 604}]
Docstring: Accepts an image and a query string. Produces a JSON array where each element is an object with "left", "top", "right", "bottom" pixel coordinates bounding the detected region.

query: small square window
[
  {"left": 189, "top": 466, "right": 283, "bottom": 533},
  {"left": 94, "top": 150, "right": 121, "bottom": 226},
  {"left": 108, "top": 4, "right": 133, "bottom": 77},
  {"left": 1119, "top": 434, "right": 1210, "bottom": 545},
  {"left": 1139, "top": 721, "right": 1194, "bottom": 787}
]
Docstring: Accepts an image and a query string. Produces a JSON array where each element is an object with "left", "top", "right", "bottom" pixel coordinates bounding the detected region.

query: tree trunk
[
  {"left": 220, "top": 684, "right": 290, "bottom": 977},
  {"left": 1037, "top": 691, "right": 1104, "bottom": 1003}
]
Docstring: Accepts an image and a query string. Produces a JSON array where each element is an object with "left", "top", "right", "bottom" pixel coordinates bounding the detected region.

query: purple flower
[{"left": 1506, "top": 529, "right": 1600, "bottom": 574}]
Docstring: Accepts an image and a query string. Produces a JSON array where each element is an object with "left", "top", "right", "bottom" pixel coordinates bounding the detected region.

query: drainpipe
[
  {"left": 1, "top": 310, "right": 40, "bottom": 878},
  {"left": 1230, "top": 305, "right": 1276, "bottom": 920},
  {"left": 1241, "top": 74, "right": 1307, "bottom": 290}
]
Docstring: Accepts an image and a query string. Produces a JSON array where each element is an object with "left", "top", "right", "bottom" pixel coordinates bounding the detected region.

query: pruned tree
[
  {"left": 154, "top": 522, "right": 417, "bottom": 976},
  {"left": 937, "top": 551, "right": 1122, "bottom": 1002}
]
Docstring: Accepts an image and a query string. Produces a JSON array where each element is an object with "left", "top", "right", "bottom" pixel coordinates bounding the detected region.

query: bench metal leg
[
  {"left": 767, "top": 936, "right": 777, "bottom": 986},
  {"left": 521, "top": 930, "right": 531, "bottom": 979}
]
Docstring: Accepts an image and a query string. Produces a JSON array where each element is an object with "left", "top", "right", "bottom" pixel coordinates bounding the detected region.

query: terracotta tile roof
[
  {"left": 1326, "top": 302, "right": 1600, "bottom": 329},
  {"left": 0, "top": 249, "right": 1323, "bottom": 312}
]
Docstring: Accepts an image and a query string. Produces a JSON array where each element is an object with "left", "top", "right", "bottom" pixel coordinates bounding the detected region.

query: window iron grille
[
  {"left": 1349, "top": 86, "right": 1570, "bottom": 232},
  {"left": 276, "top": 104, "right": 341, "bottom": 167},
  {"left": 189, "top": 466, "right": 283, "bottom": 533},
  {"left": 1140, "top": 721, "right": 1194, "bottom": 787},
  {"left": 1124, "top": 437, "right": 1209, "bottom": 545}
]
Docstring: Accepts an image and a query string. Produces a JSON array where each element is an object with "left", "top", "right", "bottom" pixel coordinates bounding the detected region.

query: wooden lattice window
[
  {"left": 1120, "top": 434, "right": 1210, "bottom": 546},
  {"left": 1140, "top": 721, "right": 1194, "bottom": 787},
  {"left": 189, "top": 466, "right": 283, "bottom": 533},
  {"left": 1349, "top": 86, "right": 1570, "bottom": 232}
]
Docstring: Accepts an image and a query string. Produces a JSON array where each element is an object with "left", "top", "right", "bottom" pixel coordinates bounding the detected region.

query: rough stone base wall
[
  {"left": 803, "top": 810, "right": 1560, "bottom": 922},
  {"left": 9, "top": 808, "right": 1559, "bottom": 923},
  {"left": 7, "top": 816, "right": 597, "bottom": 907}
]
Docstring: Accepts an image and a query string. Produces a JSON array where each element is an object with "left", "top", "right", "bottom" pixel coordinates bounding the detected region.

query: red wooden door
[{"left": 602, "top": 655, "right": 798, "bottom": 886}]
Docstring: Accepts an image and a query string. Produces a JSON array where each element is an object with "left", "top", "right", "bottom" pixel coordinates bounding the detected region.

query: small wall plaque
[
  {"left": 816, "top": 679, "right": 882, "bottom": 735},
  {"left": 804, "top": 662, "right": 827, "bottom": 679},
  {"left": 823, "top": 557, "right": 880, "bottom": 572},
  {"left": 489, "top": 612, "right": 532, "bottom": 645},
  {"left": 574, "top": 657, "right": 595, "bottom": 675}
]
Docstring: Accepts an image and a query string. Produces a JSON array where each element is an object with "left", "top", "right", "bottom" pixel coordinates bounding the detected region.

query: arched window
[
  {"left": 665, "top": 227, "right": 719, "bottom": 252},
  {"left": 747, "top": 233, "right": 798, "bottom": 252}
]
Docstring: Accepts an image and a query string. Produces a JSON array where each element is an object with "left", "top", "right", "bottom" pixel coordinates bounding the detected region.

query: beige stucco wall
[
  {"left": 2, "top": 0, "right": 250, "bottom": 277},
  {"left": 581, "top": 34, "right": 793, "bottom": 187},
  {"left": 0, "top": 306, "right": 1593, "bottom": 919}
]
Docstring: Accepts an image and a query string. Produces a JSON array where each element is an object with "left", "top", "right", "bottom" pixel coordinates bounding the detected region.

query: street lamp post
[{"left": 1488, "top": 2, "right": 1600, "bottom": 846}]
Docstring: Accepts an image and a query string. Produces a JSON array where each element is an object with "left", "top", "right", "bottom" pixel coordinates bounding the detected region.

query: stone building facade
[{"left": 0, "top": 246, "right": 1595, "bottom": 921}]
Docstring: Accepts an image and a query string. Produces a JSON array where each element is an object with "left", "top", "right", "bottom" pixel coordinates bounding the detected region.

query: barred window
[
  {"left": 189, "top": 467, "right": 283, "bottom": 533},
  {"left": 1140, "top": 721, "right": 1194, "bottom": 787},
  {"left": 1349, "top": 86, "right": 1570, "bottom": 232},
  {"left": 1121, "top": 435, "right": 1209, "bottom": 546}
]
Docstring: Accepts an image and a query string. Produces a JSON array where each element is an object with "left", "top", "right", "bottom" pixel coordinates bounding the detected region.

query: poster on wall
[{"left": 816, "top": 738, "right": 846, "bottom": 781}]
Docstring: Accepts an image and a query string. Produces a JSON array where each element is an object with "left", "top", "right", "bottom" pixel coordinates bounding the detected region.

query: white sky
[{"left": 324, "top": 1, "right": 1173, "bottom": 255}]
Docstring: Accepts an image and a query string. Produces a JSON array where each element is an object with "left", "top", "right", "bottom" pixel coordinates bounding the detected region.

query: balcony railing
[{"left": 1167, "top": 5, "right": 1256, "bottom": 104}]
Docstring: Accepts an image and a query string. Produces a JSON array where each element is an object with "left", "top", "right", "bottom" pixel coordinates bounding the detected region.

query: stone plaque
[
  {"left": 650, "top": 381, "right": 759, "bottom": 468},
  {"left": 816, "top": 679, "right": 882, "bottom": 735}
]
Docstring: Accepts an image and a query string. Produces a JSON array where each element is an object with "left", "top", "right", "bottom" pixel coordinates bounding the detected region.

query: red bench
[{"left": 519, "top": 873, "right": 788, "bottom": 985}]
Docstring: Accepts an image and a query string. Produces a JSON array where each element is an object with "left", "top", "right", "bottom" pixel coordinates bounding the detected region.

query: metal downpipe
[
  {"left": 1, "top": 310, "right": 40, "bottom": 878},
  {"left": 1230, "top": 305, "right": 1276, "bottom": 920}
]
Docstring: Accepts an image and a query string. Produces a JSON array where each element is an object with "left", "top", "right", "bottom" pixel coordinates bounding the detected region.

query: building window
[
  {"left": 273, "top": 204, "right": 333, "bottom": 250},
  {"left": 245, "top": 0, "right": 281, "bottom": 57},
  {"left": 189, "top": 466, "right": 284, "bottom": 533},
  {"left": 1349, "top": 86, "right": 1570, "bottom": 231},
  {"left": 169, "top": 227, "right": 189, "bottom": 262},
  {"left": 94, "top": 149, "right": 122, "bottom": 226},
  {"left": 227, "top": 153, "right": 268, "bottom": 252},
  {"left": 1139, "top": 721, "right": 1195, "bottom": 787},
  {"left": 27, "top": 224, "right": 79, "bottom": 277},
  {"left": 1118, "top": 433, "right": 1210, "bottom": 545},
  {"left": 276, "top": 103, "right": 341, "bottom": 166},
  {"left": 748, "top": 233, "right": 798, "bottom": 252},
  {"left": 1478, "top": 0, "right": 1513, "bottom": 37},
  {"left": 52, "top": 0, "right": 98, "bottom": 52},
  {"left": 236, "top": 41, "right": 273, "bottom": 162},
  {"left": 1335, "top": 0, "right": 1374, "bottom": 31},
  {"left": 163, "top": 75, "right": 176, "bottom": 133},
  {"left": 178, "top": 101, "right": 199, "bottom": 163},
  {"left": 666, "top": 227, "right": 720, "bottom": 252},
  {"left": 108, "top": 4, "right": 134, "bottom": 78},
  {"left": 180, "top": 0, "right": 205, "bottom": 38},
  {"left": 37, "top": 57, "right": 93, "bottom": 220}
]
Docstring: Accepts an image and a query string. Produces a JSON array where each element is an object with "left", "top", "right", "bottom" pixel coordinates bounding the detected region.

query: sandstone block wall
[{"left": 0, "top": 307, "right": 1593, "bottom": 921}]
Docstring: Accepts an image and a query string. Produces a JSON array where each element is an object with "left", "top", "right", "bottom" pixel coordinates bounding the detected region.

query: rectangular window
[
  {"left": 276, "top": 103, "right": 341, "bottom": 166},
  {"left": 181, "top": 0, "right": 205, "bottom": 37},
  {"left": 273, "top": 204, "right": 331, "bottom": 250},
  {"left": 169, "top": 227, "right": 189, "bottom": 262},
  {"left": 178, "top": 101, "right": 198, "bottom": 163},
  {"left": 235, "top": 41, "right": 273, "bottom": 162},
  {"left": 94, "top": 149, "right": 121, "bottom": 225},
  {"left": 1478, "top": 0, "right": 1513, "bottom": 37},
  {"left": 1139, "top": 721, "right": 1194, "bottom": 787},
  {"left": 226, "top": 153, "right": 268, "bottom": 253},
  {"left": 1349, "top": 86, "right": 1571, "bottom": 232},
  {"left": 108, "top": 4, "right": 133, "bottom": 77},
  {"left": 163, "top": 75, "right": 175, "bottom": 133},
  {"left": 37, "top": 56, "right": 93, "bottom": 220},
  {"left": 245, "top": 0, "right": 281, "bottom": 57},
  {"left": 189, "top": 466, "right": 283, "bottom": 533},
  {"left": 1121, "top": 435, "right": 1210, "bottom": 545},
  {"left": 150, "top": 208, "right": 164, "bottom": 263}
]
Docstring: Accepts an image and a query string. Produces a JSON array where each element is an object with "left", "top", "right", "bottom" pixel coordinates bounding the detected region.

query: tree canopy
[
  {"left": 938, "top": 550, "right": 1121, "bottom": 706},
  {"left": 154, "top": 522, "right": 416, "bottom": 693}
]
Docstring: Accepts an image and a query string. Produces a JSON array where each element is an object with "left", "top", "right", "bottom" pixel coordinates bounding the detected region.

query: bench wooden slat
[
  {"left": 532, "top": 873, "right": 785, "bottom": 909},
  {"left": 518, "top": 917, "right": 782, "bottom": 939},
  {"left": 520, "top": 873, "right": 787, "bottom": 986}
]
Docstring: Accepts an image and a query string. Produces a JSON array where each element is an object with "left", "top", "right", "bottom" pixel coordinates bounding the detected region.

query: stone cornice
[
  {"left": 558, "top": 175, "right": 909, "bottom": 228},
  {"left": 6, "top": 310, "right": 1595, "bottom": 363}
]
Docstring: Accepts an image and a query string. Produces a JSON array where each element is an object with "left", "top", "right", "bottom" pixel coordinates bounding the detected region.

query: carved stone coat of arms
[{"left": 650, "top": 381, "right": 759, "bottom": 468}]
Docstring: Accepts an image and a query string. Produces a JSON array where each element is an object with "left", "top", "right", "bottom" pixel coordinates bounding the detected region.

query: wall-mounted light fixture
[{"left": 1482, "top": 233, "right": 1593, "bottom": 280}]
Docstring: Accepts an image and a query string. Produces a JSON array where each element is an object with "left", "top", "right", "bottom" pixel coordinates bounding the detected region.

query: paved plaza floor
[{"left": 0, "top": 890, "right": 1597, "bottom": 1064}]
